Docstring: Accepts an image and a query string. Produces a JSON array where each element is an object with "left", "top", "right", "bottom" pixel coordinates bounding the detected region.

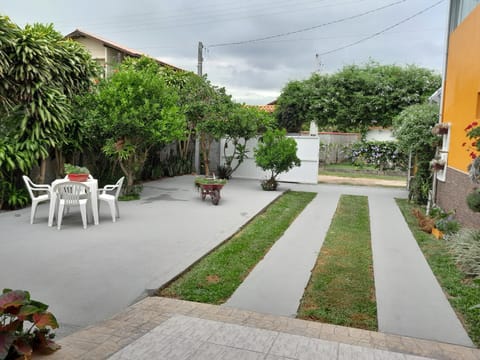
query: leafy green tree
[
  {"left": 162, "top": 70, "right": 205, "bottom": 163},
  {"left": 194, "top": 85, "right": 233, "bottom": 176},
  {"left": 275, "top": 62, "right": 441, "bottom": 134},
  {"left": 0, "top": 21, "right": 98, "bottom": 176},
  {"left": 0, "top": 17, "right": 98, "bottom": 208},
  {"left": 89, "top": 57, "right": 185, "bottom": 193},
  {"left": 254, "top": 128, "right": 301, "bottom": 190},
  {"left": 275, "top": 80, "right": 311, "bottom": 132},
  {"left": 220, "top": 104, "right": 275, "bottom": 178},
  {"left": 393, "top": 103, "right": 439, "bottom": 203}
]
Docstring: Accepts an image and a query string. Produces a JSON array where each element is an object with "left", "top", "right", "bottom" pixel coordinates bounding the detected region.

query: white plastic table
[{"left": 48, "top": 178, "right": 99, "bottom": 227}]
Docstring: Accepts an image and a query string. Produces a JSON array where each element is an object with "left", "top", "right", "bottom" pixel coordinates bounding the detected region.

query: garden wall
[
  {"left": 220, "top": 135, "right": 320, "bottom": 184},
  {"left": 318, "top": 132, "right": 360, "bottom": 164},
  {"left": 365, "top": 127, "right": 395, "bottom": 142}
]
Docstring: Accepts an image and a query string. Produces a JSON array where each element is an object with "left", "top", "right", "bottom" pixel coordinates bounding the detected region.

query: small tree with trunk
[
  {"left": 254, "top": 128, "right": 301, "bottom": 190},
  {"left": 220, "top": 104, "right": 274, "bottom": 178},
  {"left": 90, "top": 57, "right": 185, "bottom": 194}
]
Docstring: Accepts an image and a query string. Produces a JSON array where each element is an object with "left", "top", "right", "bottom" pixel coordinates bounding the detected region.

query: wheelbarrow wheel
[
  {"left": 201, "top": 189, "right": 206, "bottom": 200},
  {"left": 211, "top": 189, "right": 220, "bottom": 205}
]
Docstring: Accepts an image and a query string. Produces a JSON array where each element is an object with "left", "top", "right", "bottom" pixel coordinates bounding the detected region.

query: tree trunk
[
  {"left": 39, "top": 158, "right": 47, "bottom": 184},
  {"left": 117, "top": 148, "right": 149, "bottom": 194},
  {"left": 55, "top": 149, "right": 64, "bottom": 178},
  {"left": 200, "top": 133, "right": 212, "bottom": 176}
]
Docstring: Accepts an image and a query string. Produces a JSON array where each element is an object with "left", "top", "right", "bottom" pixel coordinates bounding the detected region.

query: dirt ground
[{"left": 318, "top": 175, "right": 406, "bottom": 188}]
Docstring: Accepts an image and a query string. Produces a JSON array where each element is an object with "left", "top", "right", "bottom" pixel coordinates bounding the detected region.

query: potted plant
[
  {"left": 431, "top": 123, "right": 449, "bottom": 136},
  {"left": 0, "top": 289, "right": 60, "bottom": 359},
  {"left": 64, "top": 163, "right": 90, "bottom": 182},
  {"left": 254, "top": 129, "right": 301, "bottom": 191},
  {"left": 429, "top": 157, "right": 446, "bottom": 171}
]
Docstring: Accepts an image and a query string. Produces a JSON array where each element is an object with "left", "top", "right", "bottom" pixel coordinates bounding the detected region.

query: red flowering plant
[
  {"left": 463, "top": 121, "right": 480, "bottom": 183},
  {"left": 463, "top": 121, "right": 480, "bottom": 158}
]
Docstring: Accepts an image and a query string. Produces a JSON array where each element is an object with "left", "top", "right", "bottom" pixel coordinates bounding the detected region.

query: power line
[
  {"left": 208, "top": 0, "right": 407, "bottom": 48},
  {"left": 137, "top": 26, "right": 442, "bottom": 51},
  {"left": 317, "top": 0, "right": 445, "bottom": 56},
  {"left": 65, "top": 0, "right": 369, "bottom": 37}
]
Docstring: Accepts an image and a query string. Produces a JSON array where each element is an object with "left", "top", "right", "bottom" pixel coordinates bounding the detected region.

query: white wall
[
  {"left": 220, "top": 135, "right": 319, "bottom": 184},
  {"left": 75, "top": 37, "right": 105, "bottom": 60},
  {"left": 365, "top": 128, "right": 395, "bottom": 142}
]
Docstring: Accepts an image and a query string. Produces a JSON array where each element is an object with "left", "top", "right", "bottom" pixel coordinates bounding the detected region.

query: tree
[
  {"left": 195, "top": 85, "right": 233, "bottom": 176},
  {"left": 220, "top": 104, "right": 274, "bottom": 178},
  {"left": 161, "top": 70, "right": 204, "bottom": 163},
  {"left": 0, "top": 21, "right": 98, "bottom": 178},
  {"left": 0, "top": 17, "right": 98, "bottom": 209},
  {"left": 254, "top": 128, "right": 301, "bottom": 190},
  {"left": 275, "top": 80, "right": 311, "bottom": 133},
  {"left": 275, "top": 62, "right": 441, "bottom": 134},
  {"left": 90, "top": 57, "right": 186, "bottom": 193},
  {"left": 162, "top": 70, "right": 226, "bottom": 175},
  {"left": 393, "top": 103, "right": 439, "bottom": 203}
]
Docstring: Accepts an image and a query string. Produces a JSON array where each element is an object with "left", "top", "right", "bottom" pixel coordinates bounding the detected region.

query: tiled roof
[
  {"left": 257, "top": 104, "right": 276, "bottom": 113},
  {"left": 64, "top": 29, "right": 183, "bottom": 71}
]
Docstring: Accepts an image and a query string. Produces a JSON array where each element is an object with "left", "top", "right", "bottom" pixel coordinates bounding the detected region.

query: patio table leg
[{"left": 48, "top": 192, "right": 57, "bottom": 227}]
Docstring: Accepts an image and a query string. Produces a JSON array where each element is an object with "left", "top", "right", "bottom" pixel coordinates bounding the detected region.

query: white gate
[{"left": 220, "top": 135, "right": 319, "bottom": 184}]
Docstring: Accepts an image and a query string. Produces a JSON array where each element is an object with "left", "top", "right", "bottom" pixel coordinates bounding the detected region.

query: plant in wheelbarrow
[
  {"left": 0, "top": 289, "right": 60, "bottom": 360},
  {"left": 194, "top": 176, "right": 227, "bottom": 205},
  {"left": 254, "top": 128, "right": 301, "bottom": 191}
]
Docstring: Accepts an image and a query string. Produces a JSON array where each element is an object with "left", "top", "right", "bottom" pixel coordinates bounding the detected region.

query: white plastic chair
[
  {"left": 53, "top": 181, "right": 90, "bottom": 230},
  {"left": 98, "top": 177, "right": 124, "bottom": 222},
  {"left": 22, "top": 175, "right": 51, "bottom": 224}
]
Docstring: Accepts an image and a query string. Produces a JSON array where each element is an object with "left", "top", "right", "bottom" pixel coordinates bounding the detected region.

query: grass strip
[
  {"left": 320, "top": 170, "right": 406, "bottom": 182},
  {"left": 396, "top": 199, "right": 480, "bottom": 346},
  {"left": 298, "top": 195, "right": 377, "bottom": 331},
  {"left": 159, "top": 191, "right": 316, "bottom": 304}
]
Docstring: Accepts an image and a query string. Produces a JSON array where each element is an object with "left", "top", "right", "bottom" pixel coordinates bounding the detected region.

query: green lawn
[
  {"left": 396, "top": 199, "right": 480, "bottom": 346},
  {"left": 320, "top": 163, "right": 406, "bottom": 181},
  {"left": 297, "top": 195, "right": 377, "bottom": 330},
  {"left": 159, "top": 191, "right": 316, "bottom": 304}
]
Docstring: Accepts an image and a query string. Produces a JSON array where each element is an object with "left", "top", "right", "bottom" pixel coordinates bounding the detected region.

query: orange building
[{"left": 436, "top": 1, "right": 480, "bottom": 227}]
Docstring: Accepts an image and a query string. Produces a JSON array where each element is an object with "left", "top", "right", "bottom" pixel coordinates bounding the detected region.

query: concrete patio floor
[
  {"left": 0, "top": 175, "right": 280, "bottom": 337},
  {"left": 1, "top": 176, "right": 478, "bottom": 359}
]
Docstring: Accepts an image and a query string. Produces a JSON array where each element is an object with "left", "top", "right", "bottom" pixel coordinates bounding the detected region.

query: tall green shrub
[
  {"left": 254, "top": 129, "right": 301, "bottom": 190},
  {"left": 393, "top": 103, "right": 439, "bottom": 203}
]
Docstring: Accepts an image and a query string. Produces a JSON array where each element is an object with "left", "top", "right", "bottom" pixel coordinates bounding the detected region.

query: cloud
[{"left": 0, "top": 0, "right": 448, "bottom": 104}]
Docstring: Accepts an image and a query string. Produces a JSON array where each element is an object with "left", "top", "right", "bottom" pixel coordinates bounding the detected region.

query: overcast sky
[{"left": 1, "top": 0, "right": 448, "bottom": 105}]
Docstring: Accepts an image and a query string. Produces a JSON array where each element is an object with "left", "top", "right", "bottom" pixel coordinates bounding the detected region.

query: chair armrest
[
  {"left": 98, "top": 184, "right": 118, "bottom": 195},
  {"left": 32, "top": 184, "right": 51, "bottom": 192}
]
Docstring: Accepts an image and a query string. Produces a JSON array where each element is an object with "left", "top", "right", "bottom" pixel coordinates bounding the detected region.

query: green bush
[
  {"left": 435, "top": 217, "right": 460, "bottom": 235},
  {"left": 0, "top": 177, "right": 29, "bottom": 210},
  {"left": 466, "top": 189, "right": 480, "bottom": 212},
  {"left": 348, "top": 141, "right": 407, "bottom": 171},
  {"left": 254, "top": 129, "right": 300, "bottom": 190},
  {"left": 430, "top": 206, "right": 460, "bottom": 235},
  {"left": 446, "top": 229, "right": 480, "bottom": 278}
]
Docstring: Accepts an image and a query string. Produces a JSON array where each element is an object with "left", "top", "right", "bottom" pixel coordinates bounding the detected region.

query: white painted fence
[{"left": 220, "top": 135, "right": 319, "bottom": 184}]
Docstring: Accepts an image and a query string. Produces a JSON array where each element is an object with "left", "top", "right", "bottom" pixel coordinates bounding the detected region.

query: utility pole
[
  {"left": 315, "top": 53, "right": 324, "bottom": 73},
  {"left": 195, "top": 41, "right": 204, "bottom": 174},
  {"left": 197, "top": 41, "right": 204, "bottom": 76}
]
